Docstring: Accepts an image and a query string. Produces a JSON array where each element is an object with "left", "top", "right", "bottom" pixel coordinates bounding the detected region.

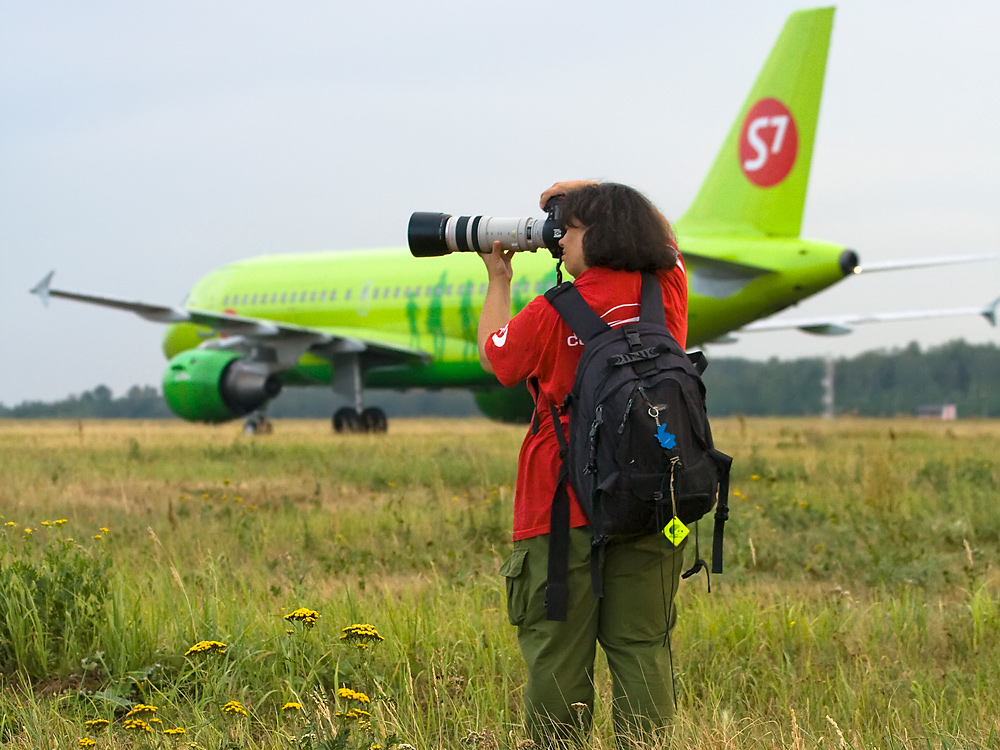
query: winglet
[
  {"left": 984, "top": 296, "right": 1000, "bottom": 327},
  {"left": 30, "top": 271, "right": 56, "bottom": 307}
]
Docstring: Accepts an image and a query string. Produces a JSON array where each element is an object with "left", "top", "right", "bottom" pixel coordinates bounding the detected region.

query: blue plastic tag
[{"left": 655, "top": 425, "right": 676, "bottom": 449}]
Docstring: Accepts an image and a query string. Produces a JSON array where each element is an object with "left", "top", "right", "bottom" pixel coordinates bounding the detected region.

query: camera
[{"left": 408, "top": 197, "right": 565, "bottom": 258}]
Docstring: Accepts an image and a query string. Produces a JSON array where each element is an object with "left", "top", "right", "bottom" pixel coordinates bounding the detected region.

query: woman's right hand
[{"left": 539, "top": 179, "right": 599, "bottom": 210}]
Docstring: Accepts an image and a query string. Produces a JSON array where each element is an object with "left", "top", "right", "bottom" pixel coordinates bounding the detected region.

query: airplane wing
[
  {"left": 738, "top": 295, "right": 1000, "bottom": 337},
  {"left": 29, "top": 271, "right": 431, "bottom": 367}
]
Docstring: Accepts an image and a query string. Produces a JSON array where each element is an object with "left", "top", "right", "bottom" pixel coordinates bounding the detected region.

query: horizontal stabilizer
[
  {"left": 684, "top": 253, "right": 773, "bottom": 299},
  {"left": 857, "top": 253, "right": 995, "bottom": 274}
]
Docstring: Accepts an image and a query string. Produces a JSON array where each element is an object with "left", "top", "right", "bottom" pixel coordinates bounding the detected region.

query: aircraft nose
[{"left": 839, "top": 249, "right": 860, "bottom": 276}]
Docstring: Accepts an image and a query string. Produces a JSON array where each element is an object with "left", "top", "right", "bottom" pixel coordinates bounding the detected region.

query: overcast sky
[{"left": 2, "top": 1, "right": 998, "bottom": 406}]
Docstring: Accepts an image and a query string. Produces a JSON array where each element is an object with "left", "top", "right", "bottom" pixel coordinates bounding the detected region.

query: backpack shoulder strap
[
  {"left": 544, "top": 281, "right": 610, "bottom": 344},
  {"left": 638, "top": 271, "right": 667, "bottom": 327},
  {"left": 544, "top": 401, "right": 571, "bottom": 622},
  {"left": 639, "top": 271, "right": 690, "bottom": 362}
]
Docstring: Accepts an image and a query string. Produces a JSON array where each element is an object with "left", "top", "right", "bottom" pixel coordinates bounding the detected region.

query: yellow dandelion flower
[
  {"left": 4, "top": 521, "right": 15, "bottom": 527},
  {"left": 751, "top": 474, "right": 760, "bottom": 480},
  {"left": 281, "top": 702, "right": 303, "bottom": 712},
  {"left": 24, "top": 528, "right": 32, "bottom": 534},
  {"left": 55, "top": 519, "right": 68, "bottom": 525},
  {"left": 370, "top": 744, "right": 383, "bottom": 750},
  {"left": 42, "top": 521, "right": 52, "bottom": 526},
  {"left": 93, "top": 534, "right": 102, "bottom": 539},
  {"left": 84, "top": 719, "right": 110, "bottom": 730},
  {"left": 284, "top": 607, "right": 319, "bottom": 627},
  {"left": 221, "top": 700, "right": 248, "bottom": 716},
  {"left": 100, "top": 527, "right": 109, "bottom": 534},
  {"left": 163, "top": 726, "right": 187, "bottom": 735},
  {"left": 78, "top": 739, "right": 96, "bottom": 748},
  {"left": 185, "top": 640, "right": 227, "bottom": 655}
]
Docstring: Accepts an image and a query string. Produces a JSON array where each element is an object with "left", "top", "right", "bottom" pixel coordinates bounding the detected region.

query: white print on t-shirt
[
  {"left": 566, "top": 304, "right": 641, "bottom": 347},
  {"left": 492, "top": 325, "right": 509, "bottom": 347},
  {"left": 601, "top": 302, "right": 641, "bottom": 328}
]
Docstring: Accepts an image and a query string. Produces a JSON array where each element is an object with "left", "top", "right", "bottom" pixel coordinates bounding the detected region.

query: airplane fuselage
[{"left": 162, "top": 233, "right": 852, "bottom": 390}]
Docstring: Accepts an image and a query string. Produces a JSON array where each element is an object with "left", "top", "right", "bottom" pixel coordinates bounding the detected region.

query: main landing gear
[
  {"left": 332, "top": 406, "right": 388, "bottom": 434},
  {"left": 331, "top": 352, "right": 388, "bottom": 434}
]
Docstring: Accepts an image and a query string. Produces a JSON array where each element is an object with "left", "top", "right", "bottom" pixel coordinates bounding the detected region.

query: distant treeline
[
  {"left": 2, "top": 339, "right": 997, "bottom": 420},
  {"left": 703, "top": 339, "right": 999, "bottom": 417}
]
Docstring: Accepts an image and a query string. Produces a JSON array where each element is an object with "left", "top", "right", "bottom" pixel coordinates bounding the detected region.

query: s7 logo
[{"left": 739, "top": 98, "right": 798, "bottom": 188}]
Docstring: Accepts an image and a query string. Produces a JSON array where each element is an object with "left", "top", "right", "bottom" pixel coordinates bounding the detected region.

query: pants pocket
[{"left": 499, "top": 546, "right": 529, "bottom": 627}]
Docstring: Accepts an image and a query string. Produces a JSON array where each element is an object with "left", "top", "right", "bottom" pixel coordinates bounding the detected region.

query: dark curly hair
[{"left": 560, "top": 183, "right": 678, "bottom": 272}]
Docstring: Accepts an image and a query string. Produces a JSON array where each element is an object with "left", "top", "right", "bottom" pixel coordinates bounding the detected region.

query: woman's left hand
[{"left": 479, "top": 240, "right": 516, "bottom": 284}]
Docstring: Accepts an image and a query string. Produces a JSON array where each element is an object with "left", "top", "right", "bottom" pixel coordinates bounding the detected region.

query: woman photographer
[{"left": 478, "top": 180, "right": 689, "bottom": 746}]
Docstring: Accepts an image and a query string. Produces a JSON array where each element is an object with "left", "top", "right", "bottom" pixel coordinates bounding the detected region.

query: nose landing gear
[{"left": 242, "top": 410, "right": 274, "bottom": 435}]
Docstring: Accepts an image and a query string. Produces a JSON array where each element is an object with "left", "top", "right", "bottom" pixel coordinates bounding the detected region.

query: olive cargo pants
[{"left": 500, "top": 527, "right": 686, "bottom": 747}]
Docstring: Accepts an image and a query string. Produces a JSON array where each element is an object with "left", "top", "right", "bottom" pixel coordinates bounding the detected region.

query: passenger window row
[{"left": 220, "top": 279, "right": 550, "bottom": 307}]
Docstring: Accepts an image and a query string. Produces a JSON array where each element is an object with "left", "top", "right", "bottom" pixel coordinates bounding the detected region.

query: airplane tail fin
[{"left": 677, "top": 7, "right": 835, "bottom": 239}]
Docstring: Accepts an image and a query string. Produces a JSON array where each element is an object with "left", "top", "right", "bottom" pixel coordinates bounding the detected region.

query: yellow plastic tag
[{"left": 662, "top": 517, "right": 690, "bottom": 547}]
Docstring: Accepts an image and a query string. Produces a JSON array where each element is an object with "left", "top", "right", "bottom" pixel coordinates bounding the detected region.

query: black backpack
[{"left": 542, "top": 272, "right": 732, "bottom": 621}]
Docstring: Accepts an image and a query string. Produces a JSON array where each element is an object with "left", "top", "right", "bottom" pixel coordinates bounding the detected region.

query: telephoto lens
[{"left": 408, "top": 204, "right": 564, "bottom": 259}]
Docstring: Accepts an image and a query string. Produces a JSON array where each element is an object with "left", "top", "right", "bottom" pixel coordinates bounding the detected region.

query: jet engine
[{"left": 162, "top": 350, "right": 282, "bottom": 423}]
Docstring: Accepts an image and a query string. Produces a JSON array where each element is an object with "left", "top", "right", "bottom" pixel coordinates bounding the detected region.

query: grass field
[{"left": 1, "top": 417, "right": 998, "bottom": 749}]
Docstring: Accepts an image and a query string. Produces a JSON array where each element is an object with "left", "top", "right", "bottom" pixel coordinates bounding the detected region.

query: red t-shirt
[{"left": 485, "top": 260, "right": 689, "bottom": 541}]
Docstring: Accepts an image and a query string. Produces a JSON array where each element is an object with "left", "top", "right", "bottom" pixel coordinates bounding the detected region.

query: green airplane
[{"left": 31, "top": 7, "right": 997, "bottom": 434}]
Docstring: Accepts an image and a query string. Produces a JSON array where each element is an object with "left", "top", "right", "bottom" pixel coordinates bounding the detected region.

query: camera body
[{"left": 408, "top": 198, "right": 565, "bottom": 259}]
